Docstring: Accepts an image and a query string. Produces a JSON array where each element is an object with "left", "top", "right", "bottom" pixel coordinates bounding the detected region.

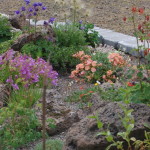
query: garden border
[{"left": 0, "top": 13, "right": 148, "bottom": 57}]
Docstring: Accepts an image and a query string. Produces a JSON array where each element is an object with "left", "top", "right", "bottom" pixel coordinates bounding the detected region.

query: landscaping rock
[
  {"left": 11, "top": 33, "right": 43, "bottom": 51},
  {"left": 9, "top": 14, "right": 29, "bottom": 30},
  {"left": 11, "top": 25, "right": 56, "bottom": 51},
  {"left": 35, "top": 89, "right": 80, "bottom": 136},
  {"left": 63, "top": 101, "right": 150, "bottom": 150}
]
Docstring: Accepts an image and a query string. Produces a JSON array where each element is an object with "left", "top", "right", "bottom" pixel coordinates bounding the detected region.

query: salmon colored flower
[
  {"left": 132, "top": 7, "right": 137, "bottom": 13},
  {"left": 107, "top": 70, "right": 113, "bottom": 76},
  {"left": 80, "top": 94, "right": 85, "bottom": 98},
  {"left": 91, "top": 67, "right": 96, "bottom": 72},
  {"left": 127, "top": 82, "right": 135, "bottom": 86},
  {"left": 92, "top": 61, "right": 97, "bottom": 67},
  {"left": 79, "top": 86, "right": 84, "bottom": 90},
  {"left": 138, "top": 8, "right": 144, "bottom": 14},
  {"left": 88, "top": 91, "right": 94, "bottom": 93},
  {"left": 85, "top": 65, "right": 90, "bottom": 71}
]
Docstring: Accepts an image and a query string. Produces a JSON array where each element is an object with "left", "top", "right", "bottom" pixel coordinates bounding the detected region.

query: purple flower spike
[
  {"left": 33, "top": 12, "right": 37, "bottom": 16},
  {"left": 24, "top": 0, "right": 30, "bottom": 5},
  {"left": 21, "top": 6, "right": 26, "bottom": 11},
  {"left": 49, "top": 17, "right": 55, "bottom": 24},
  {"left": 42, "top": 6, "right": 47, "bottom": 10},
  {"left": 33, "top": 2, "right": 38, "bottom": 7},
  {"left": 15, "top": 10, "right": 20, "bottom": 15},
  {"left": 12, "top": 84, "right": 19, "bottom": 90},
  {"left": 28, "top": 7, "right": 33, "bottom": 12},
  {"left": 79, "top": 20, "right": 82, "bottom": 24},
  {"left": 44, "top": 21, "right": 48, "bottom": 26},
  {"left": 38, "top": 2, "right": 43, "bottom": 6}
]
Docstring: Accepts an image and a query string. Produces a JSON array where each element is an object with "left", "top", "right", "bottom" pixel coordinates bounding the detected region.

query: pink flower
[{"left": 91, "top": 67, "right": 96, "bottom": 72}]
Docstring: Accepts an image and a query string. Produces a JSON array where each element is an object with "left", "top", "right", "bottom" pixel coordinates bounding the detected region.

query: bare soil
[{"left": 0, "top": 0, "right": 150, "bottom": 36}]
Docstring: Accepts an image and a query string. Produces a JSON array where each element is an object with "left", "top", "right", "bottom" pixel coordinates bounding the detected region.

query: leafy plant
[
  {"left": 0, "top": 31, "right": 22, "bottom": 54},
  {"left": 78, "top": 22, "right": 100, "bottom": 47},
  {"left": 0, "top": 15, "right": 11, "bottom": 38},
  {"left": 90, "top": 104, "right": 150, "bottom": 150},
  {"left": 34, "top": 139, "right": 63, "bottom": 150},
  {"left": 53, "top": 24, "right": 87, "bottom": 47},
  {"left": 0, "top": 102, "right": 41, "bottom": 149},
  {"left": 22, "top": 39, "right": 88, "bottom": 73}
]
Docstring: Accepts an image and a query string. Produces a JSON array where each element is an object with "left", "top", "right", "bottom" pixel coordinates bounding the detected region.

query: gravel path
[{"left": 0, "top": 0, "right": 150, "bottom": 36}]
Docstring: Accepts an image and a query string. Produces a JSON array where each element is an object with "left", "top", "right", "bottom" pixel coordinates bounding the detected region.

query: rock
[
  {"left": 11, "top": 26, "right": 56, "bottom": 51},
  {"left": 63, "top": 101, "right": 150, "bottom": 150},
  {"left": 46, "top": 111, "right": 80, "bottom": 136},
  {"left": 36, "top": 94, "right": 80, "bottom": 136},
  {"left": 11, "top": 33, "right": 43, "bottom": 51},
  {"left": 9, "top": 14, "right": 29, "bottom": 30}
]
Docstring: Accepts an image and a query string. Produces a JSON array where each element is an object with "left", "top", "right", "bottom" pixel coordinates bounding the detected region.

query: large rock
[
  {"left": 35, "top": 89, "right": 80, "bottom": 136},
  {"left": 63, "top": 102, "right": 150, "bottom": 150},
  {"left": 9, "top": 15, "right": 29, "bottom": 30},
  {"left": 11, "top": 26, "right": 56, "bottom": 51},
  {"left": 11, "top": 33, "right": 43, "bottom": 51}
]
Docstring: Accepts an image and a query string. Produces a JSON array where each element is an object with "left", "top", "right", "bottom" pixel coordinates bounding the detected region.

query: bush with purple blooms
[{"left": 0, "top": 49, "right": 58, "bottom": 90}]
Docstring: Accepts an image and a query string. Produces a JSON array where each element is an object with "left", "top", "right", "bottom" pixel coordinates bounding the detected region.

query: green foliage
[
  {"left": 34, "top": 139, "right": 63, "bottom": 150},
  {"left": 0, "top": 15, "right": 11, "bottom": 38},
  {"left": 97, "top": 82, "right": 150, "bottom": 104},
  {"left": 0, "top": 106, "right": 41, "bottom": 150},
  {"left": 91, "top": 51, "right": 112, "bottom": 82},
  {"left": 83, "top": 23, "right": 100, "bottom": 47},
  {"left": 77, "top": 22, "right": 100, "bottom": 47},
  {"left": 21, "top": 39, "right": 89, "bottom": 73},
  {"left": 53, "top": 24, "right": 87, "bottom": 47},
  {"left": 0, "top": 87, "right": 42, "bottom": 149},
  {"left": 91, "top": 104, "right": 149, "bottom": 150},
  {"left": 0, "top": 31, "right": 22, "bottom": 54}
]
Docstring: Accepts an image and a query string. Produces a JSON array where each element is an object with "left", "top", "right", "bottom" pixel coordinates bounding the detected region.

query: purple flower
[
  {"left": 12, "top": 84, "right": 19, "bottom": 90},
  {"left": 79, "top": 20, "right": 82, "bottom": 24},
  {"left": 21, "top": 6, "right": 26, "bottom": 11},
  {"left": 38, "top": 2, "right": 43, "bottom": 6},
  {"left": 24, "top": 0, "right": 30, "bottom": 5},
  {"left": 49, "top": 17, "right": 55, "bottom": 24},
  {"left": 42, "top": 6, "right": 47, "bottom": 10},
  {"left": 15, "top": 10, "right": 20, "bottom": 15},
  {"left": 33, "top": 12, "right": 37, "bottom": 16},
  {"left": 80, "top": 26, "right": 85, "bottom": 30},
  {"left": 43, "top": 21, "right": 48, "bottom": 26},
  {"left": 6, "top": 77, "right": 13, "bottom": 84},
  {"left": 33, "top": 2, "right": 38, "bottom": 7},
  {"left": 28, "top": 7, "right": 33, "bottom": 12}
]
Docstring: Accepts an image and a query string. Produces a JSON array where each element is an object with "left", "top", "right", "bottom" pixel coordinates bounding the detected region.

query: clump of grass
[{"left": 34, "top": 139, "right": 63, "bottom": 150}]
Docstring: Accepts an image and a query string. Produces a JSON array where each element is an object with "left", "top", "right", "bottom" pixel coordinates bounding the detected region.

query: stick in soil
[{"left": 42, "top": 77, "right": 47, "bottom": 150}]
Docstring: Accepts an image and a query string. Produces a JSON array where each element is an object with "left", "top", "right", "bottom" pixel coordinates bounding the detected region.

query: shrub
[
  {"left": 21, "top": 39, "right": 89, "bottom": 73},
  {"left": 0, "top": 31, "right": 22, "bottom": 54},
  {"left": 0, "top": 50, "right": 58, "bottom": 89},
  {"left": 34, "top": 139, "right": 63, "bottom": 150},
  {"left": 0, "top": 15, "right": 11, "bottom": 38},
  {"left": 0, "top": 100, "right": 41, "bottom": 149},
  {"left": 53, "top": 24, "right": 87, "bottom": 47},
  {"left": 78, "top": 23, "right": 100, "bottom": 47},
  {"left": 70, "top": 51, "right": 114, "bottom": 83}
]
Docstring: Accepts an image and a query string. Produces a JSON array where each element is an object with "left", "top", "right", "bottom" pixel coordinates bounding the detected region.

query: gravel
[{"left": 0, "top": 0, "right": 150, "bottom": 36}]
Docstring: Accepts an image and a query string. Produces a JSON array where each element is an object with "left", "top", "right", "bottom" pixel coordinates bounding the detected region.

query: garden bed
[{"left": 0, "top": 0, "right": 150, "bottom": 150}]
